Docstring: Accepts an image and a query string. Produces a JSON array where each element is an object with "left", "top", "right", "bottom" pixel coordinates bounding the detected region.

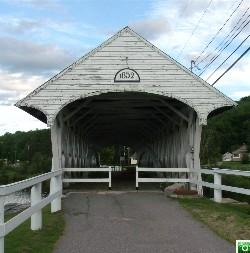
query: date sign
[{"left": 114, "top": 68, "right": 140, "bottom": 83}]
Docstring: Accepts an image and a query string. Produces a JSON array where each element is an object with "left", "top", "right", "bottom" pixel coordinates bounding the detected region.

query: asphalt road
[{"left": 54, "top": 192, "right": 234, "bottom": 253}]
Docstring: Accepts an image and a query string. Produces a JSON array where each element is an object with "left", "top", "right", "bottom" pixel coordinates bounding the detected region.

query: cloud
[
  {"left": 131, "top": 17, "right": 171, "bottom": 40},
  {"left": 176, "top": 0, "right": 213, "bottom": 18},
  {"left": 0, "top": 15, "right": 99, "bottom": 40},
  {"left": 0, "top": 70, "right": 47, "bottom": 105},
  {"left": 0, "top": 37, "right": 75, "bottom": 74},
  {"left": 6, "top": 0, "right": 62, "bottom": 9},
  {"left": 207, "top": 57, "right": 250, "bottom": 99},
  {"left": 231, "top": 90, "right": 250, "bottom": 99},
  {"left": 0, "top": 17, "right": 41, "bottom": 34},
  {"left": 0, "top": 105, "right": 47, "bottom": 135},
  {"left": 0, "top": 90, "right": 16, "bottom": 105}
]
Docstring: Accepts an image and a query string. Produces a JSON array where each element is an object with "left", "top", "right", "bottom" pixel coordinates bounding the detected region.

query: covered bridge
[{"left": 15, "top": 27, "right": 235, "bottom": 204}]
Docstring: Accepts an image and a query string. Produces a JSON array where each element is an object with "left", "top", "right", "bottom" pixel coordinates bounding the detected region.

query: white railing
[
  {"left": 136, "top": 167, "right": 250, "bottom": 203},
  {"left": 0, "top": 170, "right": 63, "bottom": 253},
  {"left": 63, "top": 168, "right": 112, "bottom": 189},
  {"left": 191, "top": 168, "right": 250, "bottom": 203},
  {"left": 136, "top": 167, "right": 190, "bottom": 189}
]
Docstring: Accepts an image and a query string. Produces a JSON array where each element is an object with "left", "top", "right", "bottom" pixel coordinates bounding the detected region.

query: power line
[
  {"left": 199, "top": 15, "right": 250, "bottom": 75},
  {"left": 196, "top": 7, "right": 250, "bottom": 69},
  {"left": 199, "top": 16, "right": 250, "bottom": 75},
  {"left": 212, "top": 45, "right": 250, "bottom": 86},
  {"left": 177, "top": 0, "right": 213, "bottom": 60},
  {"left": 180, "top": 0, "right": 190, "bottom": 16},
  {"left": 206, "top": 34, "right": 250, "bottom": 81},
  {"left": 194, "top": 0, "right": 245, "bottom": 64},
  {"left": 196, "top": 7, "right": 250, "bottom": 68}
]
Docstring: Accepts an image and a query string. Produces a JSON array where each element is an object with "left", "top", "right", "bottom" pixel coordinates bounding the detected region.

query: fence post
[
  {"left": 213, "top": 169, "right": 222, "bottom": 203},
  {"left": 109, "top": 167, "right": 112, "bottom": 190},
  {"left": 136, "top": 166, "right": 139, "bottom": 190},
  {"left": 0, "top": 196, "right": 4, "bottom": 253},
  {"left": 51, "top": 175, "right": 62, "bottom": 213},
  {"left": 31, "top": 183, "right": 42, "bottom": 230}
]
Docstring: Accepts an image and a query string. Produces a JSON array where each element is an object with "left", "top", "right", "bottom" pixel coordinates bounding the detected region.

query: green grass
[
  {"left": 220, "top": 161, "right": 250, "bottom": 171},
  {"left": 179, "top": 197, "right": 250, "bottom": 243},
  {"left": 202, "top": 161, "right": 250, "bottom": 203},
  {"left": 5, "top": 206, "right": 65, "bottom": 253}
]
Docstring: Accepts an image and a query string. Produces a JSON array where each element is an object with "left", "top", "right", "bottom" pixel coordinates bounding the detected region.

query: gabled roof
[
  {"left": 15, "top": 26, "right": 236, "bottom": 126},
  {"left": 232, "top": 144, "right": 248, "bottom": 154}
]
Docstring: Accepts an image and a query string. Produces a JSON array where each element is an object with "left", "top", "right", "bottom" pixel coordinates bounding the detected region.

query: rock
[
  {"left": 5, "top": 203, "right": 30, "bottom": 214},
  {"left": 164, "top": 183, "right": 186, "bottom": 197}
]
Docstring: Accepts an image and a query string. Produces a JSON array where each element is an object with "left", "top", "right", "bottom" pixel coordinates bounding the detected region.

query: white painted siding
[{"left": 16, "top": 27, "right": 236, "bottom": 126}]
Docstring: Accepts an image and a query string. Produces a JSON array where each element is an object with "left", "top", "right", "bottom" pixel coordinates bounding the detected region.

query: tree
[{"left": 201, "top": 96, "right": 250, "bottom": 164}]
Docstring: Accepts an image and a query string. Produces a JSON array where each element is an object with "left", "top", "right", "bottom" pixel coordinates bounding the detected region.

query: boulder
[{"left": 164, "top": 183, "right": 186, "bottom": 196}]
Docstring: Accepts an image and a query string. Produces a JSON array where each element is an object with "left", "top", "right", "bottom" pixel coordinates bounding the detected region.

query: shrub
[{"left": 241, "top": 153, "right": 249, "bottom": 164}]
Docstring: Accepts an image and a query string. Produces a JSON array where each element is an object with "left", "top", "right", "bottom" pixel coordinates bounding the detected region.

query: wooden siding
[{"left": 16, "top": 27, "right": 235, "bottom": 126}]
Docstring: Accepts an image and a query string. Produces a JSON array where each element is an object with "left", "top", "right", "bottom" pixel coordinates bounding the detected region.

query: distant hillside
[
  {"left": 201, "top": 96, "right": 250, "bottom": 165},
  {"left": 0, "top": 129, "right": 51, "bottom": 184},
  {"left": 0, "top": 129, "right": 51, "bottom": 162}
]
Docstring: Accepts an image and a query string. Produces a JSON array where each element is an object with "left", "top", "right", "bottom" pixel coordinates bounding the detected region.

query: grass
[
  {"left": 202, "top": 161, "right": 250, "bottom": 203},
  {"left": 5, "top": 206, "right": 65, "bottom": 253},
  {"left": 178, "top": 197, "right": 250, "bottom": 244},
  {"left": 220, "top": 161, "right": 250, "bottom": 171}
]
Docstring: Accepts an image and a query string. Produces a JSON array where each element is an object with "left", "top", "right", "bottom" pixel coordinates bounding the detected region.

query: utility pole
[
  {"left": 190, "top": 60, "right": 195, "bottom": 72},
  {"left": 190, "top": 60, "right": 200, "bottom": 73}
]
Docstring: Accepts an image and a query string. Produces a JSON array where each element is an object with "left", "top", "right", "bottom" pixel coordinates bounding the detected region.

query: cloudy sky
[{"left": 0, "top": 0, "right": 249, "bottom": 135}]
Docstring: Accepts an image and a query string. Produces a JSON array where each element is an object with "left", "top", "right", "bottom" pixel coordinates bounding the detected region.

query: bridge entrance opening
[
  {"left": 99, "top": 145, "right": 136, "bottom": 190},
  {"left": 54, "top": 91, "right": 202, "bottom": 192}
]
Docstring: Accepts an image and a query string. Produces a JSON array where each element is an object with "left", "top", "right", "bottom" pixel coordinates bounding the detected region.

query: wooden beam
[
  {"left": 69, "top": 108, "right": 94, "bottom": 127},
  {"left": 63, "top": 99, "right": 91, "bottom": 122},
  {"left": 150, "top": 113, "right": 168, "bottom": 128},
  {"left": 153, "top": 106, "right": 180, "bottom": 126},
  {"left": 160, "top": 99, "right": 189, "bottom": 122}
]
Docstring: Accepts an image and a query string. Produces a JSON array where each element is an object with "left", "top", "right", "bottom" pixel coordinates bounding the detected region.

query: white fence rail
[
  {"left": 190, "top": 168, "right": 250, "bottom": 203},
  {"left": 0, "top": 170, "right": 63, "bottom": 253},
  {"left": 136, "top": 167, "right": 250, "bottom": 203},
  {"left": 63, "top": 167, "right": 112, "bottom": 189},
  {"left": 136, "top": 167, "right": 190, "bottom": 189}
]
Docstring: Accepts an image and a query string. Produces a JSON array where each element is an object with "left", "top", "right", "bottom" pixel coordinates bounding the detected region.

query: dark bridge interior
[
  {"left": 62, "top": 92, "right": 190, "bottom": 147},
  {"left": 59, "top": 92, "right": 194, "bottom": 169}
]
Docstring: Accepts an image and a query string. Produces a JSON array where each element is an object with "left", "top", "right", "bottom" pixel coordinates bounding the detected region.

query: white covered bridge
[
  {"left": 15, "top": 26, "right": 236, "bottom": 193},
  {"left": 4, "top": 26, "right": 250, "bottom": 253},
  {"left": 15, "top": 26, "right": 235, "bottom": 173}
]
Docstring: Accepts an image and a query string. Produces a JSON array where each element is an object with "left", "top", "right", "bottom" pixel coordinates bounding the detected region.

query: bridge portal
[{"left": 16, "top": 26, "right": 235, "bottom": 207}]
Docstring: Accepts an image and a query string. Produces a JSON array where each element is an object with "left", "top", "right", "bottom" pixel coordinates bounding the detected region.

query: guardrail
[
  {"left": 63, "top": 168, "right": 112, "bottom": 189},
  {"left": 136, "top": 167, "right": 190, "bottom": 190},
  {"left": 190, "top": 168, "right": 250, "bottom": 203},
  {"left": 0, "top": 170, "right": 62, "bottom": 253}
]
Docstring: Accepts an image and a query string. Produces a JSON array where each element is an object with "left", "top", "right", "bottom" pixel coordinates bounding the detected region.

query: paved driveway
[{"left": 54, "top": 192, "right": 234, "bottom": 253}]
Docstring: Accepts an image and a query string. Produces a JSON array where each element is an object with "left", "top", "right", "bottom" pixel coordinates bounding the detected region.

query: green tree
[{"left": 201, "top": 96, "right": 250, "bottom": 164}]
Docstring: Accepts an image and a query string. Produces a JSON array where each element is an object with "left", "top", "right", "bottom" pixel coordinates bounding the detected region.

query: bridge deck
[{"left": 54, "top": 192, "right": 233, "bottom": 253}]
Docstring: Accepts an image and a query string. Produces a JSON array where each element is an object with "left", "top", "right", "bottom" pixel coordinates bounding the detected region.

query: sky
[{"left": 0, "top": 0, "right": 249, "bottom": 135}]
